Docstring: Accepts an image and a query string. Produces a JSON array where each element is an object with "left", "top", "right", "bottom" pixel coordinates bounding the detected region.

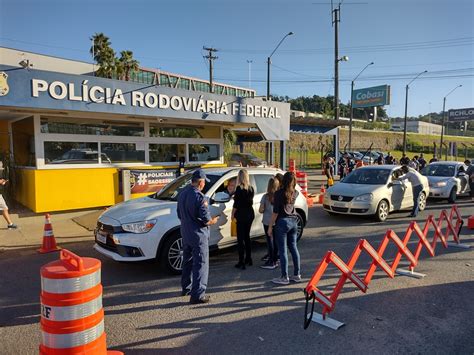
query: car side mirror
[{"left": 213, "top": 191, "right": 231, "bottom": 203}]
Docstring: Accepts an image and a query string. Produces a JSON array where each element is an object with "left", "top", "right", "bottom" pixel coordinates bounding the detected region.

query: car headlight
[
  {"left": 354, "top": 193, "right": 373, "bottom": 202},
  {"left": 435, "top": 181, "right": 448, "bottom": 187},
  {"left": 122, "top": 220, "right": 156, "bottom": 234}
]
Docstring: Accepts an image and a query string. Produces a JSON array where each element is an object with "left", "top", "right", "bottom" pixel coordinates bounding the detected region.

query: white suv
[{"left": 94, "top": 167, "right": 308, "bottom": 274}]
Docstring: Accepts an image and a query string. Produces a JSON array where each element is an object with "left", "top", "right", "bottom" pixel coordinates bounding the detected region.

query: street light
[
  {"left": 348, "top": 61, "right": 374, "bottom": 151},
  {"left": 402, "top": 70, "right": 428, "bottom": 154},
  {"left": 439, "top": 84, "right": 462, "bottom": 159},
  {"left": 266, "top": 31, "right": 294, "bottom": 100}
]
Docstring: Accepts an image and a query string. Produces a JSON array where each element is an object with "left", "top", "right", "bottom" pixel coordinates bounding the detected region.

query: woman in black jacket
[{"left": 232, "top": 169, "right": 255, "bottom": 270}]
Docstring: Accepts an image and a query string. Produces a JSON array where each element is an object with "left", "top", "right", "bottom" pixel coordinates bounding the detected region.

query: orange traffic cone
[
  {"left": 319, "top": 184, "right": 326, "bottom": 204},
  {"left": 38, "top": 214, "right": 61, "bottom": 254}
]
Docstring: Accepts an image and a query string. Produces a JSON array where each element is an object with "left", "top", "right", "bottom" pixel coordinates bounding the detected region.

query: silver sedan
[
  {"left": 421, "top": 161, "right": 470, "bottom": 203},
  {"left": 323, "top": 165, "right": 430, "bottom": 222}
]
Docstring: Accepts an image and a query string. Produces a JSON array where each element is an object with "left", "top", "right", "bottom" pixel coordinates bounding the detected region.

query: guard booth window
[
  {"left": 189, "top": 144, "right": 220, "bottom": 162},
  {"left": 149, "top": 144, "right": 186, "bottom": 163}
]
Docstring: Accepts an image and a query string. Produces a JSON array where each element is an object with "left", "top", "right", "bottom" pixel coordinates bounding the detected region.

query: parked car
[
  {"left": 229, "top": 153, "right": 267, "bottom": 167},
  {"left": 421, "top": 161, "right": 470, "bottom": 203},
  {"left": 94, "top": 167, "right": 308, "bottom": 274},
  {"left": 323, "top": 165, "right": 429, "bottom": 222}
]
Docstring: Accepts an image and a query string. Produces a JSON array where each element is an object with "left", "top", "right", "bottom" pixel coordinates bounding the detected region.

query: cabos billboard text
[
  {"left": 448, "top": 108, "right": 474, "bottom": 122},
  {"left": 352, "top": 85, "right": 390, "bottom": 108}
]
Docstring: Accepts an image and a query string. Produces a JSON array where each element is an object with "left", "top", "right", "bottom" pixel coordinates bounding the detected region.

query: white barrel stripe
[
  {"left": 41, "top": 320, "right": 104, "bottom": 349},
  {"left": 41, "top": 296, "right": 102, "bottom": 322},
  {"left": 41, "top": 270, "right": 101, "bottom": 294}
]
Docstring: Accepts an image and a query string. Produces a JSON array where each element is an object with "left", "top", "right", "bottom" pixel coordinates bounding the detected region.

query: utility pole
[
  {"left": 333, "top": 4, "right": 340, "bottom": 122},
  {"left": 203, "top": 47, "right": 218, "bottom": 93}
]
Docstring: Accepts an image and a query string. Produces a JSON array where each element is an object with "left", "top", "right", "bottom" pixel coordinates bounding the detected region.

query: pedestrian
[
  {"left": 429, "top": 155, "right": 438, "bottom": 164},
  {"left": 409, "top": 156, "right": 419, "bottom": 171},
  {"left": 338, "top": 155, "right": 347, "bottom": 180},
  {"left": 377, "top": 153, "right": 384, "bottom": 165},
  {"left": 400, "top": 153, "right": 410, "bottom": 166},
  {"left": 232, "top": 169, "right": 255, "bottom": 270},
  {"left": 269, "top": 171, "right": 301, "bottom": 285},
  {"left": 418, "top": 153, "right": 427, "bottom": 170},
  {"left": 465, "top": 159, "right": 474, "bottom": 199},
  {"left": 0, "top": 179, "right": 17, "bottom": 229},
  {"left": 274, "top": 172, "right": 283, "bottom": 187},
  {"left": 385, "top": 152, "right": 394, "bottom": 165},
  {"left": 324, "top": 157, "right": 334, "bottom": 187},
  {"left": 396, "top": 165, "right": 424, "bottom": 217},
  {"left": 259, "top": 177, "right": 279, "bottom": 270},
  {"left": 177, "top": 169, "right": 219, "bottom": 304}
]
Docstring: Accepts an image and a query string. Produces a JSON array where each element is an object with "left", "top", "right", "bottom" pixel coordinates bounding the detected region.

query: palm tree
[
  {"left": 119, "top": 50, "right": 140, "bottom": 81},
  {"left": 90, "top": 33, "right": 116, "bottom": 78},
  {"left": 90, "top": 33, "right": 111, "bottom": 62}
]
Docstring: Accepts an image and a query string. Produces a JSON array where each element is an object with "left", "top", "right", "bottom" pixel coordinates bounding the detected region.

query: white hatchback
[{"left": 94, "top": 168, "right": 309, "bottom": 274}]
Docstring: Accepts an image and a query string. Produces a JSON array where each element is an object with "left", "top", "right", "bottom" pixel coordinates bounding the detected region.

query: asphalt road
[{"left": 1, "top": 198, "right": 473, "bottom": 354}]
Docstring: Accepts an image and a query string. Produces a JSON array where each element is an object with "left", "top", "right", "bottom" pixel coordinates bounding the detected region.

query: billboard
[
  {"left": 448, "top": 107, "right": 474, "bottom": 122},
  {"left": 352, "top": 85, "right": 390, "bottom": 108},
  {"left": 130, "top": 169, "right": 176, "bottom": 194}
]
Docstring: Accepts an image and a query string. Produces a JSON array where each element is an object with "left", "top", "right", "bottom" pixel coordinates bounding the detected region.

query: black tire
[
  {"left": 447, "top": 188, "right": 457, "bottom": 203},
  {"left": 160, "top": 232, "right": 183, "bottom": 275},
  {"left": 296, "top": 212, "right": 305, "bottom": 242},
  {"left": 374, "top": 200, "right": 389, "bottom": 222},
  {"left": 418, "top": 192, "right": 427, "bottom": 211}
]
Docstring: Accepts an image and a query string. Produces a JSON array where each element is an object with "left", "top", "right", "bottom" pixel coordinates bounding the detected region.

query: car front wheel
[
  {"left": 447, "top": 188, "right": 457, "bottom": 203},
  {"left": 418, "top": 192, "right": 427, "bottom": 211},
  {"left": 160, "top": 232, "right": 183, "bottom": 275},
  {"left": 296, "top": 212, "right": 305, "bottom": 241},
  {"left": 375, "top": 200, "right": 389, "bottom": 222}
]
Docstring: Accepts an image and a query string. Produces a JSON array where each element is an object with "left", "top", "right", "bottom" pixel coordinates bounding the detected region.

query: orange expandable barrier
[{"left": 39, "top": 249, "right": 122, "bottom": 354}]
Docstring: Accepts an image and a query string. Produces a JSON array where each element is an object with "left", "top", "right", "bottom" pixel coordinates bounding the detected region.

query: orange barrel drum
[
  {"left": 296, "top": 171, "right": 308, "bottom": 197},
  {"left": 40, "top": 249, "right": 122, "bottom": 355}
]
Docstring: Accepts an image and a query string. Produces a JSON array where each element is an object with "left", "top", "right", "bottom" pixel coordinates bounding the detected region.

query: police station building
[{"left": 0, "top": 47, "right": 290, "bottom": 212}]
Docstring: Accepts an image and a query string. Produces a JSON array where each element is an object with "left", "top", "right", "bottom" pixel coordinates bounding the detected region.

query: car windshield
[
  {"left": 342, "top": 168, "right": 391, "bottom": 185},
  {"left": 421, "top": 164, "right": 455, "bottom": 177},
  {"left": 151, "top": 172, "right": 221, "bottom": 201}
]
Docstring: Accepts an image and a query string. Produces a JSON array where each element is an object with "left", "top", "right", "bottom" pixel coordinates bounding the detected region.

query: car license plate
[
  {"left": 333, "top": 202, "right": 347, "bottom": 208},
  {"left": 96, "top": 232, "right": 107, "bottom": 244}
]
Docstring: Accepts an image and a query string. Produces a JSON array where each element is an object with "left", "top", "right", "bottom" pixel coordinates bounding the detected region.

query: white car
[
  {"left": 421, "top": 161, "right": 470, "bottom": 202},
  {"left": 323, "top": 165, "right": 430, "bottom": 222},
  {"left": 94, "top": 167, "right": 308, "bottom": 274}
]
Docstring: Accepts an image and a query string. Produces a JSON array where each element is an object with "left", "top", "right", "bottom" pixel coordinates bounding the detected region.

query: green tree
[
  {"left": 119, "top": 50, "right": 140, "bottom": 81},
  {"left": 223, "top": 129, "right": 237, "bottom": 161}
]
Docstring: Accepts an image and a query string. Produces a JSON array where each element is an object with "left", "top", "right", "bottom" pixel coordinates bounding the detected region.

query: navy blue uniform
[{"left": 177, "top": 184, "right": 211, "bottom": 300}]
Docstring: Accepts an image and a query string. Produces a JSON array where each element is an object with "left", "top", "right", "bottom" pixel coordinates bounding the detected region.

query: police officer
[{"left": 177, "top": 169, "right": 219, "bottom": 304}]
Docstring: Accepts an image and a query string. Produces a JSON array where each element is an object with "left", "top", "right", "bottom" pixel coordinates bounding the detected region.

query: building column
[{"left": 279, "top": 140, "right": 286, "bottom": 170}]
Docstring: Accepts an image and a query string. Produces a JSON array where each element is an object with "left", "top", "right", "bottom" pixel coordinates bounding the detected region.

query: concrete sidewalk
[{"left": 0, "top": 208, "right": 102, "bottom": 251}]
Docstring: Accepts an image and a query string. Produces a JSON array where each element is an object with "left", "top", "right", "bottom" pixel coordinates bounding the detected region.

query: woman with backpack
[{"left": 268, "top": 172, "right": 301, "bottom": 285}]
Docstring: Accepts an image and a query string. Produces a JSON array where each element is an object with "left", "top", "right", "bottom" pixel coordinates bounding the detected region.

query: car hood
[
  {"left": 328, "top": 183, "right": 385, "bottom": 197},
  {"left": 100, "top": 196, "right": 177, "bottom": 224}
]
